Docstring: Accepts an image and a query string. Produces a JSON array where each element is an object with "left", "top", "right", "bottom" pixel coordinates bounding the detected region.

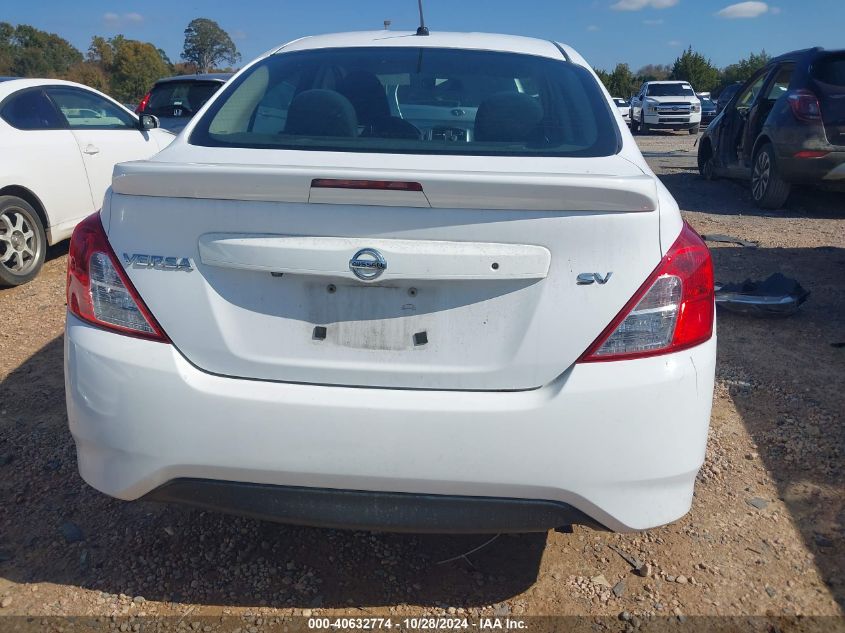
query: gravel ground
[{"left": 0, "top": 132, "right": 843, "bottom": 628}]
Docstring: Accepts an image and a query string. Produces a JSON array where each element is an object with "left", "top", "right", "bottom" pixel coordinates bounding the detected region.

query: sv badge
[{"left": 577, "top": 272, "right": 613, "bottom": 285}]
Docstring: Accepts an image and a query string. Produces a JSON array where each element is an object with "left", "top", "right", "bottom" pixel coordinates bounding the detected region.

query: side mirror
[{"left": 139, "top": 114, "right": 159, "bottom": 131}]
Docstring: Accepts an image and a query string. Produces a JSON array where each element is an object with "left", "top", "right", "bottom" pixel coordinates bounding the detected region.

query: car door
[
  {"left": 46, "top": 86, "right": 159, "bottom": 211},
  {"left": 739, "top": 63, "right": 795, "bottom": 164},
  {"left": 717, "top": 69, "right": 774, "bottom": 168},
  {"left": 0, "top": 87, "right": 95, "bottom": 235}
]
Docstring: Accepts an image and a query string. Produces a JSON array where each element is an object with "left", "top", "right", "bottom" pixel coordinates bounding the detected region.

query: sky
[{"left": 5, "top": 0, "right": 843, "bottom": 72}]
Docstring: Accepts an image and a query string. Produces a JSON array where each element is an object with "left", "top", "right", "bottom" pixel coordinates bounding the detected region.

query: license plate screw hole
[
  {"left": 413, "top": 331, "right": 428, "bottom": 346},
  {"left": 327, "top": 284, "right": 337, "bottom": 294},
  {"left": 313, "top": 326, "right": 327, "bottom": 340},
  {"left": 491, "top": 262, "right": 500, "bottom": 270},
  {"left": 408, "top": 287, "right": 417, "bottom": 297}
]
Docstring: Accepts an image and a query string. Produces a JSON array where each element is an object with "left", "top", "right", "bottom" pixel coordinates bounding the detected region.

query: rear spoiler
[{"left": 112, "top": 161, "right": 658, "bottom": 213}]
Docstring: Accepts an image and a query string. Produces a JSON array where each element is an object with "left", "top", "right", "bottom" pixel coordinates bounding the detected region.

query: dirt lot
[{"left": 0, "top": 132, "right": 843, "bottom": 628}]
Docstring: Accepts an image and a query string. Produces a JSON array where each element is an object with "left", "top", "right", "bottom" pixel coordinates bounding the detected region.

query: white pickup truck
[{"left": 630, "top": 80, "right": 702, "bottom": 135}]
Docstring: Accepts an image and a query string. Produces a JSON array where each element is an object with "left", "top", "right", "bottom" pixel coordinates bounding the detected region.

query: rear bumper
[
  {"left": 144, "top": 480, "right": 601, "bottom": 533},
  {"left": 65, "top": 313, "right": 716, "bottom": 533},
  {"left": 778, "top": 150, "right": 845, "bottom": 182}
]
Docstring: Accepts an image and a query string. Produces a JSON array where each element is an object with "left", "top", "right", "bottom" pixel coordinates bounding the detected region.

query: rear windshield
[
  {"left": 646, "top": 83, "right": 694, "bottom": 97},
  {"left": 190, "top": 47, "right": 620, "bottom": 157},
  {"left": 147, "top": 80, "right": 223, "bottom": 117},
  {"left": 812, "top": 53, "right": 845, "bottom": 87}
]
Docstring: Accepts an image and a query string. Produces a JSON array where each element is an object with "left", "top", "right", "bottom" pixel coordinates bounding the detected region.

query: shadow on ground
[
  {"left": 658, "top": 171, "right": 845, "bottom": 219},
  {"left": 45, "top": 241, "right": 69, "bottom": 264},
  {"left": 0, "top": 336, "right": 544, "bottom": 608},
  {"left": 709, "top": 243, "right": 845, "bottom": 611}
]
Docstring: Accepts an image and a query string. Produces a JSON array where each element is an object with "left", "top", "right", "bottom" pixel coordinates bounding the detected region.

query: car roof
[
  {"left": 645, "top": 80, "right": 691, "bottom": 85},
  {"left": 155, "top": 73, "right": 234, "bottom": 84},
  {"left": 768, "top": 47, "right": 845, "bottom": 65},
  {"left": 0, "top": 77, "right": 131, "bottom": 102},
  {"left": 274, "top": 31, "right": 571, "bottom": 63}
]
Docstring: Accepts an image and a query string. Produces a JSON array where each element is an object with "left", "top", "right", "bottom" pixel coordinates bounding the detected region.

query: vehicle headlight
[
  {"left": 646, "top": 102, "right": 657, "bottom": 113},
  {"left": 691, "top": 104, "right": 701, "bottom": 112}
]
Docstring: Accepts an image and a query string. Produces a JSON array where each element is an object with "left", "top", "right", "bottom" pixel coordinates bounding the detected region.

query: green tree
[
  {"left": 87, "top": 36, "right": 115, "bottom": 68},
  {"left": 607, "top": 63, "right": 637, "bottom": 98},
  {"left": 86, "top": 35, "right": 171, "bottom": 102},
  {"left": 111, "top": 39, "right": 171, "bottom": 102},
  {"left": 669, "top": 46, "right": 720, "bottom": 93},
  {"left": 595, "top": 68, "right": 611, "bottom": 92},
  {"left": 157, "top": 47, "right": 172, "bottom": 68},
  {"left": 64, "top": 61, "right": 109, "bottom": 92},
  {"left": 1, "top": 22, "right": 81, "bottom": 77},
  {"left": 182, "top": 18, "right": 239, "bottom": 73},
  {"left": 722, "top": 50, "right": 771, "bottom": 86},
  {"left": 595, "top": 64, "right": 638, "bottom": 97},
  {"left": 0, "top": 23, "right": 14, "bottom": 74}
]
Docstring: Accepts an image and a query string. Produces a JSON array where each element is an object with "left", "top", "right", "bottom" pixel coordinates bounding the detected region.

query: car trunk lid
[{"left": 106, "top": 154, "right": 662, "bottom": 391}]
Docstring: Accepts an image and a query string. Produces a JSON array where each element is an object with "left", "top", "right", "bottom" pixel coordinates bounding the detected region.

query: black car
[
  {"left": 136, "top": 73, "right": 234, "bottom": 132},
  {"left": 697, "top": 48, "right": 845, "bottom": 208},
  {"left": 700, "top": 96, "right": 717, "bottom": 126}
]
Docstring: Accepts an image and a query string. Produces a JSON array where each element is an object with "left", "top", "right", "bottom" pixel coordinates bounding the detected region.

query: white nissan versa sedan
[{"left": 64, "top": 31, "right": 716, "bottom": 533}]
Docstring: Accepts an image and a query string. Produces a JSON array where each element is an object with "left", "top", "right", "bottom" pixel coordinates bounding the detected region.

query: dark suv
[
  {"left": 136, "top": 73, "right": 233, "bottom": 133},
  {"left": 697, "top": 48, "right": 845, "bottom": 208}
]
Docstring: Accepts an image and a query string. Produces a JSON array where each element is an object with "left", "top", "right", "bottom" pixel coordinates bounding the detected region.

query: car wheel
[
  {"left": 0, "top": 195, "right": 47, "bottom": 287},
  {"left": 689, "top": 125, "right": 700, "bottom": 135},
  {"left": 697, "top": 144, "right": 717, "bottom": 181},
  {"left": 631, "top": 112, "right": 640, "bottom": 134},
  {"left": 751, "top": 143, "right": 791, "bottom": 209},
  {"left": 640, "top": 117, "right": 650, "bottom": 135}
]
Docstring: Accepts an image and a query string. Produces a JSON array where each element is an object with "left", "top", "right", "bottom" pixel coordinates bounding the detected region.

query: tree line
[
  {"left": 596, "top": 47, "right": 772, "bottom": 98},
  {"left": 1, "top": 20, "right": 771, "bottom": 104},
  {"left": 0, "top": 18, "right": 240, "bottom": 103}
]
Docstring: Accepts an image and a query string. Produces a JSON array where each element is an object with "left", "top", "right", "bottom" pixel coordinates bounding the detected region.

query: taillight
[
  {"left": 579, "top": 223, "right": 713, "bottom": 362},
  {"left": 66, "top": 213, "right": 169, "bottom": 342},
  {"left": 793, "top": 150, "right": 829, "bottom": 159},
  {"left": 787, "top": 90, "right": 821, "bottom": 122},
  {"left": 135, "top": 91, "right": 151, "bottom": 114}
]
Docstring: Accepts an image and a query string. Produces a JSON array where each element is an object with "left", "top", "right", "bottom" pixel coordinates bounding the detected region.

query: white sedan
[
  {"left": 613, "top": 97, "right": 631, "bottom": 123},
  {"left": 0, "top": 79, "right": 173, "bottom": 286},
  {"left": 64, "top": 31, "right": 716, "bottom": 533}
]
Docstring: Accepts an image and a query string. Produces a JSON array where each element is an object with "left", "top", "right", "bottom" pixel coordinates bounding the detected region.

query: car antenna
[{"left": 416, "top": 0, "right": 429, "bottom": 35}]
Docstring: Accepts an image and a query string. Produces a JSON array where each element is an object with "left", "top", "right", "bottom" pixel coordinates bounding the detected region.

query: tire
[
  {"left": 630, "top": 112, "right": 640, "bottom": 134},
  {"left": 640, "top": 119, "right": 651, "bottom": 135},
  {"left": 697, "top": 142, "right": 717, "bottom": 181},
  {"left": 751, "top": 143, "right": 791, "bottom": 209},
  {"left": 689, "top": 125, "right": 700, "bottom": 135},
  {"left": 0, "top": 195, "right": 47, "bottom": 287}
]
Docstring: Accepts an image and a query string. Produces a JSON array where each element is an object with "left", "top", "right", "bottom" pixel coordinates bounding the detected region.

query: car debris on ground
[
  {"left": 702, "top": 233, "right": 759, "bottom": 248},
  {"left": 715, "top": 273, "right": 810, "bottom": 317}
]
